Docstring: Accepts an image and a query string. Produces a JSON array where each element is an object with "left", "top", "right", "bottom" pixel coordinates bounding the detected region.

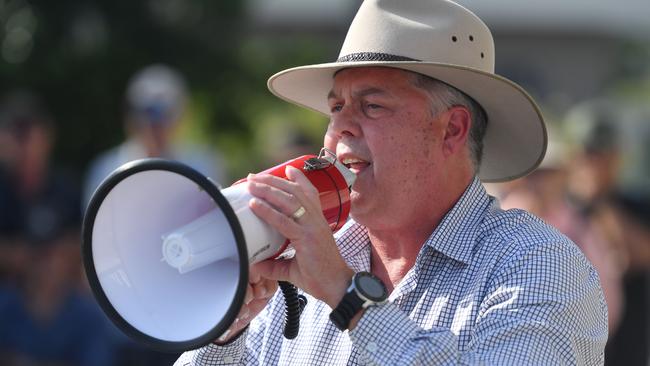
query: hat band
[{"left": 337, "top": 52, "right": 419, "bottom": 63}]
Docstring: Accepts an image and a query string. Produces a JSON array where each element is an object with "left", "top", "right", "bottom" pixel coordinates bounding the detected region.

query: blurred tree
[{"left": 0, "top": 0, "right": 333, "bottom": 183}]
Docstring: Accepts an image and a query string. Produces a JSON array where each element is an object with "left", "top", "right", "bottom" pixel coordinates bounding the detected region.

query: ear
[{"left": 442, "top": 106, "right": 471, "bottom": 158}]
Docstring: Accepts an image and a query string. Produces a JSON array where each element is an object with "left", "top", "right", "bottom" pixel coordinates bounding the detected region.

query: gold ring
[{"left": 291, "top": 206, "right": 306, "bottom": 220}]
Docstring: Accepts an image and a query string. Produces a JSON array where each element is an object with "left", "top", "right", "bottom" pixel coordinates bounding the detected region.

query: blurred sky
[
  {"left": 248, "top": 0, "right": 650, "bottom": 38},
  {"left": 458, "top": 0, "right": 650, "bottom": 38}
]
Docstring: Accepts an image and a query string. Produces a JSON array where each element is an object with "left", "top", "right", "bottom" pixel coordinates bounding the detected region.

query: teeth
[{"left": 342, "top": 158, "right": 366, "bottom": 165}]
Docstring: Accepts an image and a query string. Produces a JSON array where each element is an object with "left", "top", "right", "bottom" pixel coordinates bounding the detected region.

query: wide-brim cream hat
[{"left": 268, "top": 0, "right": 546, "bottom": 182}]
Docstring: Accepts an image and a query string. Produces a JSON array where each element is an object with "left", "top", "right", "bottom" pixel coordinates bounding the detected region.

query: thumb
[{"left": 252, "top": 259, "right": 293, "bottom": 283}]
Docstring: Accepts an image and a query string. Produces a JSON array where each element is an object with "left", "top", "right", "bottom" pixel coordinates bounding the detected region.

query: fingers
[
  {"left": 244, "top": 284, "right": 254, "bottom": 305},
  {"left": 238, "top": 278, "right": 276, "bottom": 325},
  {"left": 251, "top": 278, "right": 277, "bottom": 299},
  {"left": 248, "top": 166, "right": 318, "bottom": 206},
  {"left": 248, "top": 172, "right": 304, "bottom": 199},
  {"left": 253, "top": 258, "right": 293, "bottom": 283},
  {"left": 248, "top": 266, "right": 279, "bottom": 302},
  {"left": 249, "top": 197, "right": 301, "bottom": 239},
  {"left": 247, "top": 167, "right": 323, "bottom": 234},
  {"left": 247, "top": 178, "right": 302, "bottom": 217},
  {"left": 285, "top": 166, "right": 319, "bottom": 198},
  {"left": 239, "top": 298, "right": 270, "bottom": 324},
  {"left": 216, "top": 276, "right": 277, "bottom": 344}
]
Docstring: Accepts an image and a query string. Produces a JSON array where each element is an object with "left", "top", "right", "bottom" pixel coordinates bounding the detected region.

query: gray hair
[{"left": 409, "top": 73, "right": 488, "bottom": 172}]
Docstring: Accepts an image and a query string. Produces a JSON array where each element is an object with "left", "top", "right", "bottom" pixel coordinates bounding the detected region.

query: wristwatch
[{"left": 329, "top": 271, "right": 388, "bottom": 331}]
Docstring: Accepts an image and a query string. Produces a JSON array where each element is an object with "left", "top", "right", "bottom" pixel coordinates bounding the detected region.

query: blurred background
[{"left": 0, "top": 0, "right": 649, "bottom": 365}]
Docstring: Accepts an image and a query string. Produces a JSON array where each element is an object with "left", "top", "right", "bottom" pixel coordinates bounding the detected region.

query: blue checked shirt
[{"left": 175, "top": 177, "right": 608, "bottom": 365}]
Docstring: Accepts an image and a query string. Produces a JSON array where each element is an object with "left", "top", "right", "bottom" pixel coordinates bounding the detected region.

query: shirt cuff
[
  {"left": 348, "top": 303, "right": 419, "bottom": 362},
  {"left": 348, "top": 303, "right": 457, "bottom": 364}
]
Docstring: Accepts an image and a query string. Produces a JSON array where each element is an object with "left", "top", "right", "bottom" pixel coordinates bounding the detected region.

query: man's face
[{"left": 324, "top": 67, "right": 447, "bottom": 230}]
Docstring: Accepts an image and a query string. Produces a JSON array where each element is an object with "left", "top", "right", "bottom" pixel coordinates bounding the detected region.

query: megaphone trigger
[{"left": 275, "top": 247, "right": 296, "bottom": 260}]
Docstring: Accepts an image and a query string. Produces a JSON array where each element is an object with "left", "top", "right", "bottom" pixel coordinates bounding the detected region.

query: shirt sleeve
[{"left": 349, "top": 240, "right": 608, "bottom": 365}]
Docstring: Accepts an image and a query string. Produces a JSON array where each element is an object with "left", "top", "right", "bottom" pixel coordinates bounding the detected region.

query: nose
[{"left": 326, "top": 105, "right": 361, "bottom": 142}]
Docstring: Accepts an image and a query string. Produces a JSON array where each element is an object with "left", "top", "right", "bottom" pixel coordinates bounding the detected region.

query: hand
[
  {"left": 247, "top": 166, "right": 354, "bottom": 308},
  {"left": 214, "top": 265, "right": 277, "bottom": 344}
]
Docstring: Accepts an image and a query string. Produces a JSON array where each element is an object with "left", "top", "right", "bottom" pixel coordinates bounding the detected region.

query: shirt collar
[
  {"left": 336, "top": 176, "right": 491, "bottom": 268},
  {"left": 335, "top": 219, "right": 371, "bottom": 272},
  {"left": 423, "top": 176, "right": 491, "bottom": 264}
]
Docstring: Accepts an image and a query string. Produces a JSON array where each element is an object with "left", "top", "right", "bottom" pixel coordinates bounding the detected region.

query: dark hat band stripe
[{"left": 337, "top": 52, "right": 419, "bottom": 63}]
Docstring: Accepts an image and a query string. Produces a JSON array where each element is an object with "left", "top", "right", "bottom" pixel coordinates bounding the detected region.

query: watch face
[{"left": 355, "top": 272, "right": 387, "bottom": 302}]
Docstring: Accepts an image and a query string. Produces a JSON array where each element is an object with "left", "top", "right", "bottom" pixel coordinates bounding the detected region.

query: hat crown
[{"left": 339, "top": 0, "right": 494, "bottom": 73}]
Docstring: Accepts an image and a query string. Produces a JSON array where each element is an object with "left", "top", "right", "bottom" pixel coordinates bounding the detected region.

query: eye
[
  {"left": 362, "top": 101, "right": 391, "bottom": 118},
  {"left": 363, "top": 102, "right": 384, "bottom": 115},
  {"left": 330, "top": 103, "right": 343, "bottom": 113}
]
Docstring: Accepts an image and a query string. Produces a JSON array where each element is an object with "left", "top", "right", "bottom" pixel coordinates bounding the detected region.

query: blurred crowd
[
  {"left": 0, "top": 65, "right": 224, "bottom": 366},
  {"left": 1, "top": 64, "right": 649, "bottom": 365},
  {"left": 487, "top": 99, "right": 650, "bottom": 365}
]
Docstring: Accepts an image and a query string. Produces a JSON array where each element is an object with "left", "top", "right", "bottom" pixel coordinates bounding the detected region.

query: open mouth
[{"left": 341, "top": 157, "right": 370, "bottom": 174}]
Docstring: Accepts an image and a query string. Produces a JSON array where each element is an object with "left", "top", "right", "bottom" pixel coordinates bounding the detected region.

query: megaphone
[{"left": 82, "top": 148, "right": 355, "bottom": 352}]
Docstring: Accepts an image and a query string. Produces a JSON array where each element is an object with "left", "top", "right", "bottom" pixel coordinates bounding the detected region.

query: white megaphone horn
[{"left": 82, "top": 148, "right": 355, "bottom": 352}]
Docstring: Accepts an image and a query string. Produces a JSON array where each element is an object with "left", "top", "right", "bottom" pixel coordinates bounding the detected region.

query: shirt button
[
  {"left": 367, "top": 342, "right": 378, "bottom": 353},
  {"left": 223, "top": 355, "right": 234, "bottom": 363}
]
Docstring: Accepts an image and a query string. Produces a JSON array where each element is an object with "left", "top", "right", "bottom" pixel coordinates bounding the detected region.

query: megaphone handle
[{"left": 278, "top": 281, "right": 307, "bottom": 339}]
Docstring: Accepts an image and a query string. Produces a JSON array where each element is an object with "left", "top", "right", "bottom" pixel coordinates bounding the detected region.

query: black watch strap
[{"left": 329, "top": 289, "right": 366, "bottom": 331}]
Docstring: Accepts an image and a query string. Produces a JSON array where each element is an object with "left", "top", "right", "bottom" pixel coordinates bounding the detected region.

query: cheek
[
  {"left": 379, "top": 120, "right": 436, "bottom": 160},
  {"left": 420, "top": 121, "right": 438, "bottom": 157},
  {"left": 382, "top": 126, "right": 439, "bottom": 186},
  {"left": 323, "top": 131, "right": 337, "bottom": 151},
  {"left": 368, "top": 130, "right": 414, "bottom": 184}
]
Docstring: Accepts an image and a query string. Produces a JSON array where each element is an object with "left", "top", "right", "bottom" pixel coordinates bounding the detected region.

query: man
[
  {"left": 177, "top": 0, "right": 607, "bottom": 364},
  {"left": 83, "top": 64, "right": 224, "bottom": 210}
]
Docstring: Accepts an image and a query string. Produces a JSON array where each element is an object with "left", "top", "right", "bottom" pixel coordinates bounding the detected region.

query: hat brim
[{"left": 268, "top": 61, "right": 546, "bottom": 183}]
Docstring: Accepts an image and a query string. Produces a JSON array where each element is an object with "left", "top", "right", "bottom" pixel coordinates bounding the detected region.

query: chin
[
  {"left": 349, "top": 191, "right": 365, "bottom": 211},
  {"left": 349, "top": 199, "right": 371, "bottom": 224}
]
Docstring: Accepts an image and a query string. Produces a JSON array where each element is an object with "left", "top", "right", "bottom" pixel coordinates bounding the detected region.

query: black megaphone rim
[{"left": 82, "top": 158, "right": 248, "bottom": 353}]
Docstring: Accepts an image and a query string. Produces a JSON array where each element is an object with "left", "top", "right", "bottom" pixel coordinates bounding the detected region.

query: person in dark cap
[
  {"left": 83, "top": 64, "right": 224, "bottom": 209},
  {"left": 0, "top": 91, "right": 80, "bottom": 278},
  {"left": 0, "top": 91, "right": 115, "bottom": 366}
]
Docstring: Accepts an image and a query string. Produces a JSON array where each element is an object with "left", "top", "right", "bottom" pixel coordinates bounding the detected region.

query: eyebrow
[{"left": 327, "top": 87, "right": 388, "bottom": 100}]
